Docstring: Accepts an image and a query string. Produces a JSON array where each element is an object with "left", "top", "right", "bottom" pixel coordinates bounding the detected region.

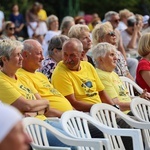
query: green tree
[{"left": 1, "top": 0, "right": 150, "bottom": 22}]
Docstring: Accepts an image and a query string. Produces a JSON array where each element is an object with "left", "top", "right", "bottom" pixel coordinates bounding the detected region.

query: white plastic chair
[
  {"left": 61, "top": 110, "right": 144, "bottom": 150},
  {"left": 131, "top": 97, "right": 150, "bottom": 150},
  {"left": 90, "top": 103, "right": 150, "bottom": 150},
  {"left": 119, "top": 76, "right": 143, "bottom": 98},
  {"left": 23, "top": 117, "right": 109, "bottom": 150}
]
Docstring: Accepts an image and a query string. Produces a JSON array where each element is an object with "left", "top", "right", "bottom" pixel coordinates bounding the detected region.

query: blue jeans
[{"left": 44, "top": 119, "right": 77, "bottom": 150}]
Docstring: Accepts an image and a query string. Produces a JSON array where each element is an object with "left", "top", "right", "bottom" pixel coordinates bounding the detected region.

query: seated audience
[
  {"left": 51, "top": 38, "right": 114, "bottom": 112},
  {"left": 68, "top": 24, "right": 95, "bottom": 66},
  {"left": 0, "top": 39, "right": 75, "bottom": 149},
  {"left": 136, "top": 33, "right": 150, "bottom": 92},
  {"left": 0, "top": 104, "right": 32, "bottom": 150},
  {"left": 17, "top": 39, "right": 109, "bottom": 141},
  {"left": 40, "top": 35, "right": 69, "bottom": 81},
  {"left": 17, "top": 39, "right": 73, "bottom": 118}
]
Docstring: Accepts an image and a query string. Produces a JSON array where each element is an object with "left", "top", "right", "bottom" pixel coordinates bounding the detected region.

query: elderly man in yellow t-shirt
[
  {"left": 51, "top": 38, "right": 114, "bottom": 112},
  {"left": 17, "top": 39, "right": 73, "bottom": 118}
]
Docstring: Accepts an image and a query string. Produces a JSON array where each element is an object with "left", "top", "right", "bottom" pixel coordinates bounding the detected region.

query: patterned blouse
[
  {"left": 39, "top": 57, "right": 57, "bottom": 81},
  {"left": 114, "top": 51, "right": 129, "bottom": 76}
]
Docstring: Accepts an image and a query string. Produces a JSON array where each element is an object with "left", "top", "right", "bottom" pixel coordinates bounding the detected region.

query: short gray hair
[
  {"left": 92, "top": 42, "right": 116, "bottom": 66},
  {"left": 48, "top": 35, "right": 69, "bottom": 56},
  {"left": 0, "top": 39, "right": 23, "bottom": 66},
  {"left": 105, "top": 11, "right": 119, "bottom": 21}
]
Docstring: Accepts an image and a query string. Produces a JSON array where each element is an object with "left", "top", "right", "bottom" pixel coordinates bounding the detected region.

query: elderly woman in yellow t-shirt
[{"left": 92, "top": 42, "right": 150, "bottom": 113}]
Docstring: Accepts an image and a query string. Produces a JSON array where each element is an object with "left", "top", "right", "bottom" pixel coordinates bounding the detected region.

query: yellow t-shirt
[
  {"left": 96, "top": 68, "right": 131, "bottom": 113},
  {"left": 0, "top": 71, "right": 46, "bottom": 120},
  {"left": 51, "top": 61, "right": 104, "bottom": 104},
  {"left": 38, "top": 9, "right": 47, "bottom": 21},
  {"left": 17, "top": 68, "right": 73, "bottom": 112}
]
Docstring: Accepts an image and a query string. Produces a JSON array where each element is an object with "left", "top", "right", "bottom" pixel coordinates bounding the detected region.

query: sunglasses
[
  {"left": 107, "top": 31, "right": 116, "bottom": 37},
  {"left": 56, "top": 47, "right": 62, "bottom": 50},
  {"left": 113, "top": 19, "right": 120, "bottom": 23},
  {"left": 8, "top": 27, "right": 15, "bottom": 31}
]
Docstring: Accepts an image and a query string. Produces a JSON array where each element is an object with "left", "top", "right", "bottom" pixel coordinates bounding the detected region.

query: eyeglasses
[
  {"left": 56, "top": 48, "right": 62, "bottom": 50},
  {"left": 78, "top": 21, "right": 85, "bottom": 24},
  {"left": 113, "top": 19, "right": 120, "bottom": 23},
  {"left": 107, "top": 31, "right": 116, "bottom": 37},
  {"left": 8, "top": 27, "right": 15, "bottom": 31}
]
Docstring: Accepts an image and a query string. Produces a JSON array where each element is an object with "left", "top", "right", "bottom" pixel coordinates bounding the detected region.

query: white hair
[{"left": 92, "top": 42, "right": 117, "bottom": 66}]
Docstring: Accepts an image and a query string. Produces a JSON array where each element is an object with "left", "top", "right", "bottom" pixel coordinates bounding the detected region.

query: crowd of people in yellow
[{"left": 1, "top": 2, "right": 150, "bottom": 150}]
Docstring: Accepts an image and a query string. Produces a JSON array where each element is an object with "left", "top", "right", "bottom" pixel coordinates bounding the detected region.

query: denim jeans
[{"left": 44, "top": 119, "right": 77, "bottom": 150}]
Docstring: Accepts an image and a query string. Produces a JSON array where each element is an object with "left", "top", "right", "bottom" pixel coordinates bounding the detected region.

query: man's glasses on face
[
  {"left": 112, "top": 19, "right": 120, "bottom": 23},
  {"left": 107, "top": 31, "right": 116, "bottom": 37}
]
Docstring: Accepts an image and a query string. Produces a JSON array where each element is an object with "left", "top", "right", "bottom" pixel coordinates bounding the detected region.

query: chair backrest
[
  {"left": 131, "top": 97, "right": 150, "bottom": 122},
  {"left": 61, "top": 111, "right": 111, "bottom": 150},
  {"left": 23, "top": 117, "right": 109, "bottom": 150},
  {"left": 61, "top": 110, "right": 144, "bottom": 150},
  {"left": 90, "top": 103, "right": 145, "bottom": 150},
  {"left": 131, "top": 97, "right": 150, "bottom": 150},
  {"left": 23, "top": 117, "right": 71, "bottom": 150},
  {"left": 120, "top": 76, "right": 143, "bottom": 97}
]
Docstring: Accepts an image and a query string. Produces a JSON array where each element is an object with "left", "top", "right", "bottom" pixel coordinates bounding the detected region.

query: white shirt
[
  {"left": 43, "top": 30, "right": 61, "bottom": 57},
  {"left": 117, "top": 21, "right": 127, "bottom": 32},
  {"left": 0, "top": 11, "right": 4, "bottom": 30}
]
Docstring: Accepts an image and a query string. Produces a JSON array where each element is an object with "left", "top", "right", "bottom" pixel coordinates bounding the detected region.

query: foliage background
[{"left": 0, "top": 0, "right": 150, "bottom": 22}]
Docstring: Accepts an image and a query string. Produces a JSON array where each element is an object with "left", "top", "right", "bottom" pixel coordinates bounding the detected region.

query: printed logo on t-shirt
[
  {"left": 19, "top": 85, "right": 35, "bottom": 99},
  {"left": 81, "top": 79, "right": 97, "bottom": 97},
  {"left": 41, "top": 80, "right": 62, "bottom": 96}
]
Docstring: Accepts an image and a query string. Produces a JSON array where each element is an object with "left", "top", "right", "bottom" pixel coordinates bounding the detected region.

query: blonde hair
[
  {"left": 68, "top": 24, "right": 89, "bottom": 39},
  {"left": 138, "top": 33, "right": 150, "bottom": 57},
  {"left": 119, "top": 9, "right": 132, "bottom": 20},
  {"left": 92, "top": 22, "right": 113, "bottom": 46},
  {"left": 46, "top": 15, "right": 58, "bottom": 29}
]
